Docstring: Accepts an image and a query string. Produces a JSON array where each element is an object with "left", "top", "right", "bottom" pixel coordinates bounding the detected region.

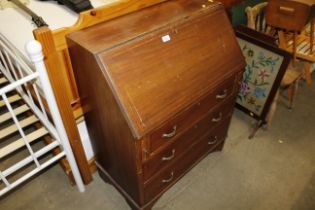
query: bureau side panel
[{"left": 67, "top": 39, "right": 142, "bottom": 203}]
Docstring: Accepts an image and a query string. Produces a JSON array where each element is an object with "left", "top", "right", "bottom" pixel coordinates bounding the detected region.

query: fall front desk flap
[{"left": 67, "top": 0, "right": 245, "bottom": 139}]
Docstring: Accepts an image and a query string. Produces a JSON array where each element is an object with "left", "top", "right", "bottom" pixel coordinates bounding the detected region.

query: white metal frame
[{"left": 0, "top": 35, "right": 85, "bottom": 196}]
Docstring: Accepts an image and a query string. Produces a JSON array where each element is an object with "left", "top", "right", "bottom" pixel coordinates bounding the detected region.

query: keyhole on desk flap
[{"left": 162, "top": 35, "right": 171, "bottom": 43}]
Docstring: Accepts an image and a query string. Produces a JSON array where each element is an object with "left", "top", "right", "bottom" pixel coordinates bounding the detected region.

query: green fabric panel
[{"left": 231, "top": 0, "right": 267, "bottom": 26}]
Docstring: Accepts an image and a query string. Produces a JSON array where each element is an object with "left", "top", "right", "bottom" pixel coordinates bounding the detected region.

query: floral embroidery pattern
[
  {"left": 236, "top": 39, "right": 283, "bottom": 115},
  {"left": 258, "top": 69, "right": 269, "bottom": 82}
]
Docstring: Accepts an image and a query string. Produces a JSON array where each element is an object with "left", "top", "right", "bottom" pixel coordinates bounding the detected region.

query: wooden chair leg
[
  {"left": 287, "top": 80, "right": 299, "bottom": 109},
  {"left": 292, "top": 31, "right": 297, "bottom": 67},
  {"left": 287, "top": 85, "right": 294, "bottom": 109},
  {"left": 304, "top": 62, "right": 312, "bottom": 86}
]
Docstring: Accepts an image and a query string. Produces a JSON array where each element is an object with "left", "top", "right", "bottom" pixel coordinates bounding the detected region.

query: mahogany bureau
[{"left": 67, "top": 0, "right": 245, "bottom": 209}]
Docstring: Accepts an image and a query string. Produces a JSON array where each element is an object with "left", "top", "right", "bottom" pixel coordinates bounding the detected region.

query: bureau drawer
[
  {"left": 143, "top": 118, "right": 231, "bottom": 202},
  {"left": 143, "top": 99, "right": 235, "bottom": 181},
  {"left": 144, "top": 123, "right": 199, "bottom": 182},
  {"left": 148, "top": 74, "right": 236, "bottom": 153}
]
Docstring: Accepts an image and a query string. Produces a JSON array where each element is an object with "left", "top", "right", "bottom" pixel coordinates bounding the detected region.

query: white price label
[{"left": 162, "top": 35, "right": 171, "bottom": 43}]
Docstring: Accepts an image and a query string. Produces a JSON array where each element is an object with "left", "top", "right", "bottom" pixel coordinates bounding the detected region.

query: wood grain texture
[
  {"left": 0, "top": 77, "right": 7, "bottom": 85},
  {"left": 143, "top": 99, "right": 235, "bottom": 181},
  {"left": 0, "top": 115, "right": 38, "bottom": 139},
  {"left": 278, "top": 30, "right": 315, "bottom": 86},
  {"left": 33, "top": 27, "right": 92, "bottom": 184},
  {"left": 147, "top": 75, "right": 236, "bottom": 154},
  {"left": 0, "top": 94, "right": 21, "bottom": 108},
  {"left": 143, "top": 117, "right": 231, "bottom": 202},
  {"left": 53, "top": 0, "right": 168, "bottom": 51},
  {"left": 0, "top": 104, "right": 30, "bottom": 124},
  {"left": 33, "top": 0, "right": 171, "bottom": 114},
  {"left": 29, "top": 0, "right": 247, "bottom": 192},
  {"left": 67, "top": 0, "right": 245, "bottom": 209},
  {"left": 266, "top": 0, "right": 315, "bottom": 32},
  {"left": 0, "top": 127, "right": 49, "bottom": 158},
  {"left": 33, "top": 0, "right": 243, "bottom": 118},
  {"left": 68, "top": 0, "right": 244, "bottom": 139},
  {"left": 51, "top": 0, "right": 242, "bottom": 51},
  {"left": 67, "top": 38, "right": 143, "bottom": 203}
]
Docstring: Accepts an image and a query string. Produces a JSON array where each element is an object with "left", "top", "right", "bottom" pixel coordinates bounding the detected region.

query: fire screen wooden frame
[{"left": 234, "top": 26, "right": 291, "bottom": 137}]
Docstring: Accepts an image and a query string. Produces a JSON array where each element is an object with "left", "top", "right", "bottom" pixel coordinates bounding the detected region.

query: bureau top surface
[
  {"left": 68, "top": 0, "right": 222, "bottom": 53},
  {"left": 67, "top": 0, "right": 245, "bottom": 139}
]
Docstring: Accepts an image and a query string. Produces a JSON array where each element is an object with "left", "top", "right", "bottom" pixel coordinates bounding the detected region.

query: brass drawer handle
[
  {"left": 162, "top": 171, "right": 174, "bottom": 183},
  {"left": 212, "top": 112, "right": 222, "bottom": 122},
  {"left": 216, "top": 89, "right": 228, "bottom": 99},
  {"left": 162, "top": 149, "right": 176, "bottom": 161},
  {"left": 162, "top": 126, "right": 177, "bottom": 138},
  {"left": 208, "top": 136, "right": 218, "bottom": 145}
]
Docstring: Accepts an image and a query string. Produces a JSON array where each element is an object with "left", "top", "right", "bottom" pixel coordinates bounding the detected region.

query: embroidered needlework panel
[{"left": 236, "top": 38, "right": 284, "bottom": 116}]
